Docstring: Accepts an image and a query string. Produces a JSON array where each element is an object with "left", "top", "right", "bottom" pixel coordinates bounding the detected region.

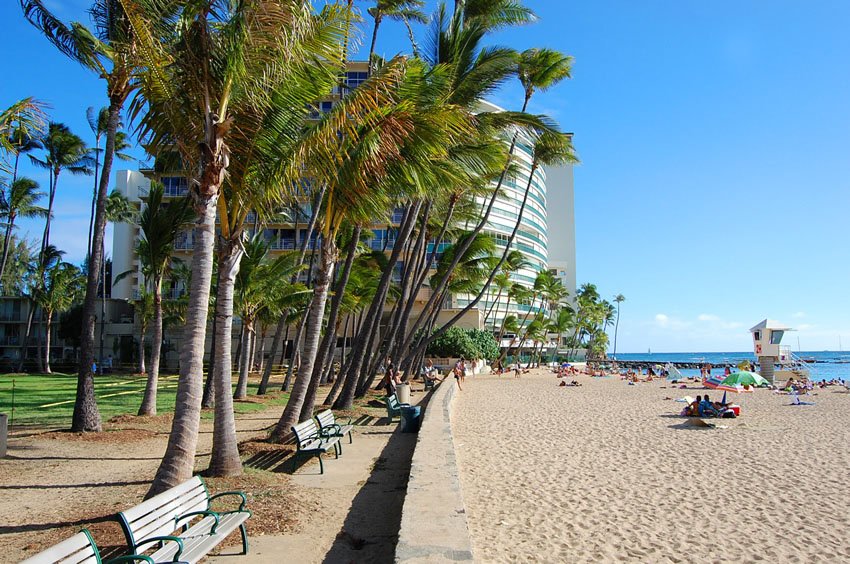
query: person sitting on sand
[
  {"left": 698, "top": 394, "right": 720, "bottom": 417},
  {"left": 687, "top": 395, "right": 702, "bottom": 416}
]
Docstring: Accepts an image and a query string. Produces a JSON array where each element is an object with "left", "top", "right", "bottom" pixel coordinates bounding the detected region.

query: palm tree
[
  {"left": 22, "top": 0, "right": 139, "bottom": 433},
  {"left": 0, "top": 177, "right": 46, "bottom": 287},
  {"left": 86, "top": 107, "right": 134, "bottom": 256},
  {"left": 119, "top": 0, "right": 366, "bottom": 490},
  {"left": 131, "top": 183, "right": 193, "bottom": 416},
  {"left": 7, "top": 128, "right": 43, "bottom": 186},
  {"left": 0, "top": 98, "right": 46, "bottom": 176},
  {"left": 612, "top": 294, "right": 625, "bottom": 360},
  {"left": 29, "top": 123, "right": 93, "bottom": 255},
  {"left": 367, "top": 0, "right": 427, "bottom": 68},
  {"left": 402, "top": 41, "right": 572, "bottom": 363},
  {"left": 35, "top": 261, "right": 84, "bottom": 373},
  {"left": 548, "top": 306, "right": 574, "bottom": 363}
]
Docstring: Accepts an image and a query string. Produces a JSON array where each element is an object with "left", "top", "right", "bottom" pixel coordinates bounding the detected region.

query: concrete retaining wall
[{"left": 395, "top": 379, "right": 474, "bottom": 562}]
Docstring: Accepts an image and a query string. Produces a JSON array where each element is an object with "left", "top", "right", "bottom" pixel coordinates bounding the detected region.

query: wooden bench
[
  {"left": 116, "top": 476, "right": 251, "bottom": 564},
  {"left": 315, "top": 409, "right": 354, "bottom": 453},
  {"left": 21, "top": 529, "right": 153, "bottom": 564},
  {"left": 386, "top": 394, "right": 410, "bottom": 423},
  {"left": 292, "top": 418, "right": 342, "bottom": 474}
]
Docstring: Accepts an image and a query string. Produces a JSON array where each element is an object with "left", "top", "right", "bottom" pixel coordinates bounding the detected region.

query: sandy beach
[{"left": 453, "top": 370, "right": 850, "bottom": 563}]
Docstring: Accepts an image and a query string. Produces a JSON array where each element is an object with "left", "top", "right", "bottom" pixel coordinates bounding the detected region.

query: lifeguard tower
[{"left": 750, "top": 319, "right": 808, "bottom": 385}]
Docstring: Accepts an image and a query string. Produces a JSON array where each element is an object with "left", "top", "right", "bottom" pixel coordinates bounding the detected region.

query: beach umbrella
[
  {"left": 716, "top": 383, "right": 752, "bottom": 394},
  {"left": 722, "top": 371, "right": 769, "bottom": 388},
  {"left": 704, "top": 375, "right": 725, "bottom": 389}
]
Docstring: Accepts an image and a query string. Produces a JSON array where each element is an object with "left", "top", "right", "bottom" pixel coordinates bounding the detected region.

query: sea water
[{"left": 612, "top": 351, "right": 849, "bottom": 381}]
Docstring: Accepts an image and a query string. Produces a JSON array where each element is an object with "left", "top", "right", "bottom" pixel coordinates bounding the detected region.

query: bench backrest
[
  {"left": 292, "top": 419, "right": 320, "bottom": 448},
  {"left": 118, "top": 476, "right": 209, "bottom": 547},
  {"left": 315, "top": 409, "right": 336, "bottom": 430},
  {"left": 387, "top": 395, "right": 400, "bottom": 409},
  {"left": 20, "top": 530, "right": 100, "bottom": 564}
]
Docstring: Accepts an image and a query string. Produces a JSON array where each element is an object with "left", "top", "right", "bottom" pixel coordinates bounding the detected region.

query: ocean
[{"left": 612, "top": 351, "right": 850, "bottom": 381}]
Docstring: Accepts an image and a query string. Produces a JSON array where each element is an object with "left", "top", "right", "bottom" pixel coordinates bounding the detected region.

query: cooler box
[{"left": 729, "top": 405, "right": 740, "bottom": 416}]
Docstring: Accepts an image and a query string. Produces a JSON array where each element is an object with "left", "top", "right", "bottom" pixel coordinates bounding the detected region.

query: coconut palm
[
  {"left": 6, "top": 128, "right": 43, "bottom": 186},
  {"left": 35, "top": 261, "right": 84, "bottom": 373},
  {"left": 0, "top": 178, "right": 47, "bottom": 288},
  {"left": 29, "top": 123, "right": 94, "bottom": 255},
  {"left": 0, "top": 98, "right": 47, "bottom": 176},
  {"left": 130, "top": 183, "right": 194, "bottom": 415},
  {"left": 22, "top": 0, "right": 141, "bottom": 432},
  {"left": 86, "top": 107, "right": 134, "bottom": 256},
  {"left": 118, "top": 0, "right": 372, "bottom": 489},
  {"left": 367, "top": 0, "right": 427, "bottom": 68},
  {"left": 612, "top": 293, "right": 625, "bottom": 359},
  {"left": 548, "top": 306, "right": 574, "bottom": 363}
]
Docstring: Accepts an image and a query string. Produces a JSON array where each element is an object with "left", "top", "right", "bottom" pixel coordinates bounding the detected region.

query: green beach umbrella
[{"left": 721, "top": 371, "right": 769, "bottom": 388}]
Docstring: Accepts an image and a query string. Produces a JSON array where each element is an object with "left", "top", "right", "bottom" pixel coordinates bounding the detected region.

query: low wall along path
[{"left": 396, "top": 378, "right": 474, "bottom": 562}]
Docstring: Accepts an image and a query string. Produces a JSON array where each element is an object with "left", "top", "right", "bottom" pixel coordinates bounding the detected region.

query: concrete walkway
[{"left": 210, "top": 422, "right": 416, "bottom": 564}]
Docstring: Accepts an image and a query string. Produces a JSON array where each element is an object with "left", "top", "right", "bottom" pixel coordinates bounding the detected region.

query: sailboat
[{"left": 647, "top": 347, "right": 651, "bottom": 355}]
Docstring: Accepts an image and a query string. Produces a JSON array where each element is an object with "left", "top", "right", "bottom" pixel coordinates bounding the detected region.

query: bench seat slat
[
  {"left": 129, "top": 491, "right": 208, "bottom": 542},
  {"left": 20, "top": 531, "right": 97, "bottom": 564},
  {"left": 147, "top": 512, "right": 250, "bottom": 564},
  {"left": 121, "top": 477, "right": 206, "bottom": 523}
]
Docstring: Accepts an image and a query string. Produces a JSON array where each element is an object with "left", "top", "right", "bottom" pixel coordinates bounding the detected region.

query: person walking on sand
[{"left": 514, "top": 361, "right": 521, "bottom": 378}]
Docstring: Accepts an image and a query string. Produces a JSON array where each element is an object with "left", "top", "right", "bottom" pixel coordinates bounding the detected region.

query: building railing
[
  {"left": 0, "top": 335, "right": 21, "bottom": 346},
  {"left": 0, "top": 312, "right": 22, "bottom": 322}
]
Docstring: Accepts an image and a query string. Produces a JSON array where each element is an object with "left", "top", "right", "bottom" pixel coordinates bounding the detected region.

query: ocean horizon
[{"left": 611, "top": 351, "right": 849, "bottom": 381}]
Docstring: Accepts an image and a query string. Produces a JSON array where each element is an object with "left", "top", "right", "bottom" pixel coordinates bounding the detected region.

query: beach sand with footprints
[{"left": 453, "top": 369, "right": 850, "bottom": 563}]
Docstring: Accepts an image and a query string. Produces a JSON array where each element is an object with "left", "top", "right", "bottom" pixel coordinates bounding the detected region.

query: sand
[{"left": 453, "top": 370, "right": 850, "bottom": 563}]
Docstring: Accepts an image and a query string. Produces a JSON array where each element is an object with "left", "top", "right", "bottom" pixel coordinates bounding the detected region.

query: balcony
[
  {"left": 268, "top": 239, "right": 297, "bottom": 251},
  {"left": 174, "top": 238, "right": 193, "bottom": 251},
  {"left": 0, "top": 313, "right": 22, "bottom": 322},
  {"left": 0, "top": 335, "right": 20, "bottom": 346}
]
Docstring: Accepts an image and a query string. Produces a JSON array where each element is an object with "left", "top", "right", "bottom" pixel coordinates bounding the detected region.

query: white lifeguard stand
[{"left": 750, "top": 319, "right": 794, "bottom": 385}]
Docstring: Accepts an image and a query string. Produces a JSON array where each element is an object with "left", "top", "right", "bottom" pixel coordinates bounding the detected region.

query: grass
[{"left": 0, "top": 372, "right": 289, "bottom": 427}]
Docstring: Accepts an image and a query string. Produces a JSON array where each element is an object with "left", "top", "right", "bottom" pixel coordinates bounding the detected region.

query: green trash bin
[{"left": 400, "top": 405, "right": 421, "bottom": 433}]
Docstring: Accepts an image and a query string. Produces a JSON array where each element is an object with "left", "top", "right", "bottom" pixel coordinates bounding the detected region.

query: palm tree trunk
[
  {"left": 613, "top": 306, "right": 621, "bottom": 359},
  {"left": 282, "top": 312, "right": 306, "bottom": 391},
  {"left": 405, "top": 161, "right": 542, "bottom": 366},
  {"left": 234, "top": 317, "right": 252, "bottom": 399},
  {"left": 368, "top": 17, "right": 381, "bottom": 73},
  {"left": 299, "top": 226, "right": 359, "bottom": 420},
  {"left": 273, "top": 238, "right": 337, "bottom": 441},
  {"left": 87, "top": 136, "right": 101, "bottom": 258},
  {"left": 18, "top": 303, "right": 35, "bottom": 372},
  {"left": 73, "top": 94, "right": 126, "bottom": 433},
  {"left": 208, "top": 240, "right": 244, "bottom": 477},
  {"left": 202, "top": 272, "right": 221, "bottom": 409},
  {"left": 147, "top": 189, "right": 219, "bottom": 497},
  {"left": 138, "top": 284, "right": 163, "bottom": 416},
  {"left": 334, "top": 201, "right": 420, "bottom": 409},
  {"left": 137, "top": 318, "right": 147, "bottom": 374},
  {"left": 44, "top": 311, "right": 52, "bottom": 373},
  {"left": 0, "top": 218, "right": 16, "bottom": 285},
  {"left": 255, "top": 324, "right": 266, "bottom": 377},
  {"left": 258, "top": 315, "right": 285, "bottom": 395}
]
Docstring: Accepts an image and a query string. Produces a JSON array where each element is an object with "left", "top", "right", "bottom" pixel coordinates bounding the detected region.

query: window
[
  {"left": 161, "top": 176, "right": 188, "bottom": 197},
  {"left": 753, "top": 331, "right": 761, "bottom": 342},
  {"left": 346, "top": 71, "right": 368, "bottom": 90},
  {"left": 770, "top": 330, "right": 784, "bottom": 345}
]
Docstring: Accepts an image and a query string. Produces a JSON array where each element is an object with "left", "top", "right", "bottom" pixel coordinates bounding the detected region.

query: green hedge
[{"left": 426, "top": 327, "right": 499, "bottom": 360}]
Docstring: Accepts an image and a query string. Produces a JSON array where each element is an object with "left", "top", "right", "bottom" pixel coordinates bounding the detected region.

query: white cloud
[
  {"left": 792, "top": 311, "right": 806, "bottom": 318},
  {"left": 698, "top": 314, "right": 719, "bottom": 322},
  {"left": 655, "top": 314, "right": 669, "bottom": 326}
]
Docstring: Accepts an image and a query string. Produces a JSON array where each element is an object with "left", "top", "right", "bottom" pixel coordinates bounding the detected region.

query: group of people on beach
[{"left": 682, "top": 394, "right": 736, "bottom": 418}]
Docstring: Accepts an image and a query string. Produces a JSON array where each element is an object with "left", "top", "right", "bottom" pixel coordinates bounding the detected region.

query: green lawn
[{"left": 0, "top": 373, "right": 289, "bottom": 427}]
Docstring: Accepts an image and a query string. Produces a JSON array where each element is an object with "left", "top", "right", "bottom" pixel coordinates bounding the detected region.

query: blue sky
[{"left": 2, "top": 1, "right": 848, "bottom": 352}]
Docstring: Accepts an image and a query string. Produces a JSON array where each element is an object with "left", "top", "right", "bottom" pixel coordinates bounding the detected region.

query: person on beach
[
  {"left": 698, "top": 394, "right": 719, "bottom": 417},
  {"left": 514, "top": 361, "right": 521, "bottom": 378},
  {"left": 453, "top": 357, "right": 464, "bottom": 391},
  {"left": 383, "top": 358, "right": 400, "bottom": 396}
]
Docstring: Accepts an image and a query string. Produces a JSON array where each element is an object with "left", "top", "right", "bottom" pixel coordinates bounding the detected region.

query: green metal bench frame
[
  {"left": 116, "top": 476, "right": 251, "bottom": 563},
  {"left": 21, "top": 529, "right": 155, "bottom": 564},
  {"left": 386, "top": 394, "right": 410, "bottom": 423},
  {"left": 292, "top": 418, "right": 342, "bottom": 474}
]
